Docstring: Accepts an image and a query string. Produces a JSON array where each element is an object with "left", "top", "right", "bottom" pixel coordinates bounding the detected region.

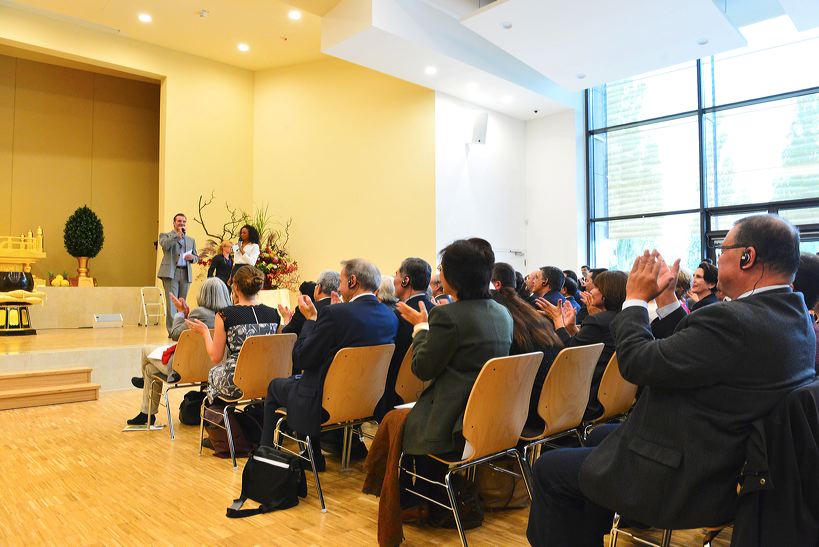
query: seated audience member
[
  {"left": 577, "top": 267, "right": 607, "bottom": 322},
  {"left": 207, "top": 240, "right": 234, "bottom": 286},
  {"left": 794, "top": 252, "right": 819, "bottom": 371},
  {"left": 396, "top": 238, "right": 513, "bottom": 515},
  {"left": 530, "top": 266, "right": 566, "bottom": 307},
  {"left": 186, "top": 265, "right": 280, "bottom": 403},
  {"left": 650, "top": 268, "right": 696, "bottom": 339},
  {"left": 561, "top": 276, "right": 582, "bottom": 312},
  {"left": 491, "top": 262, "right": 563, "bottom": 430},
  {"left": 540, "top": 270, "right": 627, "bottom": 420},
  {"left": 580, "top": 265, "right": 591, "bottom": 290},
  {"left": 280, "top": 271, "right": 338, "bottom": 338},
  {"left": 515, "top": 270, "right": 531, "bottom": 301},
  {"left": 527, "top": 214, "right": 816, "bottom": 546},
  {"left": 375, "top": 257, "right": 435, "bottom": 420},
  {"left": 429, "top": 271, "right": 452, "bottom": 304},
  {"left": 675, "top": 268, "right": 692, "bottom": 313},
  {"left": 688, "top": 261, "right": 719, "bottom": 311},
  {"left": 260, "top": 259, "right": 398, "bottom": 470},
  {"left": 377, "top": 275, "right": 399, "bottom": 310},
  {"left": 127, "top": 278, "right": 232, "bottom": 425}
]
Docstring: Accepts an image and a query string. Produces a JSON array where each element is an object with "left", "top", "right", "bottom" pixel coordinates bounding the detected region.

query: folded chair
[
  {"left": 583, "top": 353, "right": 637, "bottom": 440},
  {"left": 520, "top": 343, "right": 603, "bottom": 463},
  {"left": 199, "top": 333, "right": 296, "bottom": 468},
  {"left": 399, "top": 352, "right": 543, "bottom": 546},
  {"left": 139, "top": 286, "right": 165, "bottom": 327},
  {"left": 148, "top": 330, "right": 214, "bottom": 439},
  {"left": 273, "top": 343, "right": 395, "bottom": 512}
]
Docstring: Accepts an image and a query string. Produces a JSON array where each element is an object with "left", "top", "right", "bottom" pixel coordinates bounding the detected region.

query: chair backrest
[
  {"left": 394, "top": 347, "right": 427, "bottom": 404},
  {"left": 322, "top": 344, "right": 395, "bottom": 425},
  {"left": 232, "top": 334, "right": 297, "bottom": 400},
  {"left": 461, "top": 352, "right": 543, "bottom": 461},
  {"left": 171, "top": 330, "right": 213, "bottom": 383},
  {"left": 595, "top": 353, "right": 637, "bottom": 422},
  {"left": 536, "top": 343, "right": 604, "bottom": 438}
]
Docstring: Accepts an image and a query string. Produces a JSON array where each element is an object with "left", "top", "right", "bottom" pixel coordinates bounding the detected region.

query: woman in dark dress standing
[{"left": 207, "top": 240, "right": 234, "bottom": 286}]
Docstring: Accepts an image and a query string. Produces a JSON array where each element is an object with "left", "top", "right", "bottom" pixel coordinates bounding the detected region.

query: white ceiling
[{"left": 777, "top": 0, "right": 819, "bottom": 31}]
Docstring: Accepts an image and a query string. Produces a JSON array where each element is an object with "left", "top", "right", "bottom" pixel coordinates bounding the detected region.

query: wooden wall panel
[{"left": 0, "top": 56, "right": 16, "bottom": 234}]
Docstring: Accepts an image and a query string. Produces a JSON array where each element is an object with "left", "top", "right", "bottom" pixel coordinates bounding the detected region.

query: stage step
[{"left": 0, "top": 368, "right": 99, "bottom": 410}]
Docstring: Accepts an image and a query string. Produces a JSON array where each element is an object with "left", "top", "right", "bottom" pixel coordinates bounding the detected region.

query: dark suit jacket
[
  {"left": 579, "top": 289, "right": 816, "bottom": 529},
  {"left": 557, "top": 310, "right": 617, "bottom": 420},
  {"left": 530, "top": 290, "right": 564, "bottom": 308},
  {"left": 283, "top": 297, "right": 331, "bottom": 339},
  {"left": 285, "top": 295, "right": 398, "bottom": 436},
  {"left": 690, "top": 292, "right": 718, "bottom": 312},
  {"left": 207, "top": 254, "right": 233, "bottom": 285},
  {"left": 374, "top": 293, "right": 435, "bottom": 421},
  {"left": 402, "top": 299, "right": 513, "bottom": 455},
  {"left": 650, "top": 304, "right": 687, "bottom": 339}
]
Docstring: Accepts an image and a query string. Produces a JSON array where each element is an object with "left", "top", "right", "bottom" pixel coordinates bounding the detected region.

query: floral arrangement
[{"left": 193, "top": 193, "right": 299, "bottom": 291}]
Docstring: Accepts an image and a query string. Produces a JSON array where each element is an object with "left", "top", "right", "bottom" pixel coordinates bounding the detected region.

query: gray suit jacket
[
  {"left": 402, "top": 298, "right": 513, "bottom": 456},
  {"left": 169, "top": 306, "right": 216, "bottom": 341},
  {"left": 157, "top": 231, "right": 198, "bottom": 282}
]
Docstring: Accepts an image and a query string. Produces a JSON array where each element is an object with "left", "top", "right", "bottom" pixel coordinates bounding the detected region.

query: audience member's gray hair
[
  {"left": 378, "top": 275, "right": 398, "bottom": 304},
  {"left": 316, "top": 270, "right": 340, "bottom": 295},
  {"left": 197, "top": 278, "right": 232, "bottom": 312},
  {"left": 340, "top": 258, "right": 381, "bottom": 292}
]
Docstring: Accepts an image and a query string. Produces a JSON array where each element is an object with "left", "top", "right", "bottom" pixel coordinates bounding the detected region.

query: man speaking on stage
[{"left": 157, "top": 213, "right": 198, "bottom": 335}]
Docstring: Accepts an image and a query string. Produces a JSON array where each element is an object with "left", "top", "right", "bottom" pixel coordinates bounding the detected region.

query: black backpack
[
  {"left": 179, "top": 390, "right": 207, "bottom": 425},
  {"left": 226, "top": 445, "right": 308, "bottom": 518}
]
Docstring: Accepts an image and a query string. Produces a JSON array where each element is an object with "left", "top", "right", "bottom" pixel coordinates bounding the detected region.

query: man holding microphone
[{"left": 157, "top": 213, "right": 198, "bottom": 335}]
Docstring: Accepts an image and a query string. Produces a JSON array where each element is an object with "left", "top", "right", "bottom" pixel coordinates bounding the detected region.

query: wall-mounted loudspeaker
[
  {"left": 472, "top": 111, "right": 488, "bottom": 144},
  {"left": 92, "top": 314, "right": 123, "bottom": 328}
]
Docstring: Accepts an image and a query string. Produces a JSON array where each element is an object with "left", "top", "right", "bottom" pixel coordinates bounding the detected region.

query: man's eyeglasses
[{"left": 708, "top": 242, "right": 749, "bottom": 251}]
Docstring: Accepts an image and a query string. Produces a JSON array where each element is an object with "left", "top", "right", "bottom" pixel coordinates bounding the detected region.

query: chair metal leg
[
  {"left": 508, "top": 448, "right": 534, "bottom": 500},
  {"left": 305, "top": 435, "right": 327, "bottom": 512},
  {"left": 444, "top": 469, "right": 468, "bottom": 547},
  {"left": 660, "top": 529, "right": 672, "bottom": 547},
  {"left": 609, "top": 513, "right": 622, "bottom": 547},
  {"left": 273, "top": 416, "right": 286, "bottom": 449},
  {"left": 164, "top": 388, "right": 175, "bottom": 439},
  {"left": 223, "top": 405, "right": 238, "bottom": 469},
  {"left": 198, "top": 400, "right": 206, "bottom": 455}
]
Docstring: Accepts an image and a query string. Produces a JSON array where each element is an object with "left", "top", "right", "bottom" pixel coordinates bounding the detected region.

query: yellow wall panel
[{"left": 0, "top": 55, "right": 13, "bottom": 234}]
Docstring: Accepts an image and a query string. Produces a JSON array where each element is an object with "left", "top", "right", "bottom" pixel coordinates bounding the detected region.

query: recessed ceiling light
[
  {"left": 466, "top": 82, "right": 479, "bottom": 91},
  {"left": 501, "top": 21, "right": 513, "bottom": 30},
  {"left": 237, "top": 43, "right": 250, "bottom": 52},
  {"left": 138, "top": 13, "right": 152, "bottom": 23},
  {"left": 576, "top": 73, "right": 586, "bottom": 80},
  {"left": 697, "top": 37, "right": 709, "bottom": 45},
  {"left": 288, "top": 9, "right": 302, "bottom": 20},
  {"left": 425, "top": 66, "right": 437, "bottom": 76}
]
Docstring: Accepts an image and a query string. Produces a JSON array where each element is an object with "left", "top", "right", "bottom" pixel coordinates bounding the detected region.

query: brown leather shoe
[{"left": 401, "top": 503, "right": 430, "bottom": 525}]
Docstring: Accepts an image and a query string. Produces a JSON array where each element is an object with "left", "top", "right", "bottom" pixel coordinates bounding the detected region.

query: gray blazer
[
  {"left": 402, "top": 299, "right": 513, "bottom": 456},
  {"left": 169, "top": 306, "right": 216, "bottom": 341},
  {"left": 157, "top": 230, "right": 198, "bottom": 283}
]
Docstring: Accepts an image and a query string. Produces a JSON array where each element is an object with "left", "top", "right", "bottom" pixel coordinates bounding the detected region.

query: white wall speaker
[
  {"left": 471, "top": 111, "right": 488, "bottom": 144},
  {"left": 92, "top": 313, "right": 123, "bottom": 328}
]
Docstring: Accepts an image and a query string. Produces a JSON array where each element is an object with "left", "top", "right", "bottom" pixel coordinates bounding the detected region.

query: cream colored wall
[
  {"left": 0, "top": 55, "right": 159, "bottom": 286},
  {"left": 252, "top": 58, "right": 436, "bottom": 283},
  {"left": 0, "top": 5, "right": 254, "bottom": 295}
]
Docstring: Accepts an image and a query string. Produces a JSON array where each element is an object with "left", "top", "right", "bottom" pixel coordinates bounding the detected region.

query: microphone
[{"left": 181, "top": 227, "right": 186, "bottom": 235}]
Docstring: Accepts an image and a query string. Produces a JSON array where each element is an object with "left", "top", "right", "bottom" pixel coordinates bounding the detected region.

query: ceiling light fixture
[
  {"left": 697, "top": 38, "right": 709, "bottom": 45},
  {"left": 501, "top": 21, "right": 512, "bottom": 29},
  {"left": 138, "top": 13, "right": 152, "bottom": 23},
  {"left": 288, "top": 10, "right": 302, "bottom": 21},
  {"left": 237, "top": 43, "right": 250, "bottom": 52},
  {"left": 425, "top": 66, "right": 437, "bottom": 76},
  {"left": 576, "top": 73, "right": 586, "bottom": 80}
]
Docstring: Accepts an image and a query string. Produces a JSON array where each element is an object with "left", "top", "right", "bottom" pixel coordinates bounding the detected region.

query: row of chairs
[{"left": 147, "top": 333, "right": 638, "bottom": 546}]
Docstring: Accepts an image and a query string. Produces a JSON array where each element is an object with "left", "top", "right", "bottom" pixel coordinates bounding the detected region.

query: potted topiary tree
[{"left": 63, "top": 206, "right": 104, "bottom": 286}]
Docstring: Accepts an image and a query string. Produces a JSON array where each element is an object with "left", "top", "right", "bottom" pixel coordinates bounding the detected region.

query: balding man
[
  {"left": 527, "top": 214, "right": 816, "bottom": 546},
  {"left": 260, "top": 258, "right": 398, "bottom": 470}
]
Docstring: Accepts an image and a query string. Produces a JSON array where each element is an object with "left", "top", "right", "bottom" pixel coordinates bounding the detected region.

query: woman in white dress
[{"left": 229, "top": 224, "right": 260, "bottom": 283}]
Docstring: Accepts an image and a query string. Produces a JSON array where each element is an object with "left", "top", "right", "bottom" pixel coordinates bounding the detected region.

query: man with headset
[{"left": 527, "top": 214, "right": 816, "bottom": 546}]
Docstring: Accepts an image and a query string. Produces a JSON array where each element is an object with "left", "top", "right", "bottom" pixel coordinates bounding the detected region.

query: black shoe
[
  {"left": 131, "top": 377, "right": 144, "bottom": 389},
  {"left": 166, "top": 372, "right": 181, "bottom": 383},
  {"left": 349, "top": 438, "right": 369, "bottom": 461},
  {"left": 201, "top": 438, "right": 213, "bottom": 449},
  {"left": 300, "top": 450, "right": 326, "bottom": 472},
  {"left": 127, "top": 412, "right": 156, "bottom": 426}
]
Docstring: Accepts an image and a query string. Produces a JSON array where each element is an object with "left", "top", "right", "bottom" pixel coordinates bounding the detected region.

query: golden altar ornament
[{"left": 0, "top": 227, "right": 47, "bottom": 335}]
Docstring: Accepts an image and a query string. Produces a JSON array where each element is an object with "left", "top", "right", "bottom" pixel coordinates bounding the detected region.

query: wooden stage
[{"left": 0, "top": 326, "right": 170, "bottom": 392}]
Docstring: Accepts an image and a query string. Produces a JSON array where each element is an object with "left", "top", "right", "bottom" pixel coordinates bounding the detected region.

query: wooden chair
[
  {"left": 520, "top": 343, "right": 604, "bottom": 463},
  {"left": 199, "top": 333, "right": 296, "bottom": 468},
  {"left": 273, "top": 343, "right": 395, "bottom": 512},
  {"left": 149, "top": 330, "right": 213, "bottom": 439},
  {"left": 399, "top": 352, "right": 543, "bottom": 546},
  {"left": 583, "top": 353, "right": 637, "bottom": 439},
  {"left": 394, "top": 347, "right": 427, "bottom": 405}
]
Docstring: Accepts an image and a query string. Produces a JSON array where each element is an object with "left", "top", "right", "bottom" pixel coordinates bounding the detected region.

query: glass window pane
[
  {"left": 710, "top": 211, "right": 768, "bottom": 231},
  {"left": 701, "top": 17, "right": 819, "bottom": 108},
  {"left": 592, "top": 213, "right": 702, "bottom": 272},
  {"left": 592, "top": 117, "right": 700, "bottom": 218},
  {"left": 704, "top": 93, "right": 819, "bottom": 207},
  {"left": 589, "top": 61, "right": 698, "bottom": 129},
  {"left": 780, "top": 206, "right": 819, "bottom": 226},
  {"left": 800, "top": 240, "right": 819, "bottom": 254}
]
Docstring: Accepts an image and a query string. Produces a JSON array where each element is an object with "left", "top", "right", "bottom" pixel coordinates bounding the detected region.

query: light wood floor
[
  {"left": 0, "top": 388, "right": 529, "bottom": 546},
  {"left": 0, "top": 326, "right": 169, "bottom": 354}
]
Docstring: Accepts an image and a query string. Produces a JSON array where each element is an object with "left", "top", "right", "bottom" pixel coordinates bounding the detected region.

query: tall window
[{"left": 587, "top": 17, "right": 819, "bottom": 271}]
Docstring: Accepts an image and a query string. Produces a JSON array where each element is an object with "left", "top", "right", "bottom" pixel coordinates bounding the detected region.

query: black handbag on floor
[
  {"left": 179, "top": 390, "right": 207, "bottom": 425},
  {"left": 226, "top": 445, "right": 307, "bottom": 518}
]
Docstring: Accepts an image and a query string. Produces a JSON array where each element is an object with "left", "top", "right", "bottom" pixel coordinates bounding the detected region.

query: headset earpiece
[
  {"left": 740, "top": 249, "right": 751, "bottom": 269},
  {"left": 401, "top": 277, "right": 409, "bottom": 288}
]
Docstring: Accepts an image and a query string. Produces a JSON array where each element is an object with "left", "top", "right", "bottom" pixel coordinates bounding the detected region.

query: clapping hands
[
  {"left": 297, "top": 295, "right": 319, "bottom": 321},
  {"left": 170, "top": 293, "right": 190, "bottom": 317},
  {"left": 277, "top": 304, "right": 294, "bottom": 326},
  {"left": 626, "top": 250, "right": 680, "bottom": 302},
  {"left": 396, "top": 301, "right": 428, "bottom": 326}
]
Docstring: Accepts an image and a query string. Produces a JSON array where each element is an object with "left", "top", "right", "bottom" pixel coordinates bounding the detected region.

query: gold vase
[{"left": 77, "top": 256, "right": 89, "bottom": 278}]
